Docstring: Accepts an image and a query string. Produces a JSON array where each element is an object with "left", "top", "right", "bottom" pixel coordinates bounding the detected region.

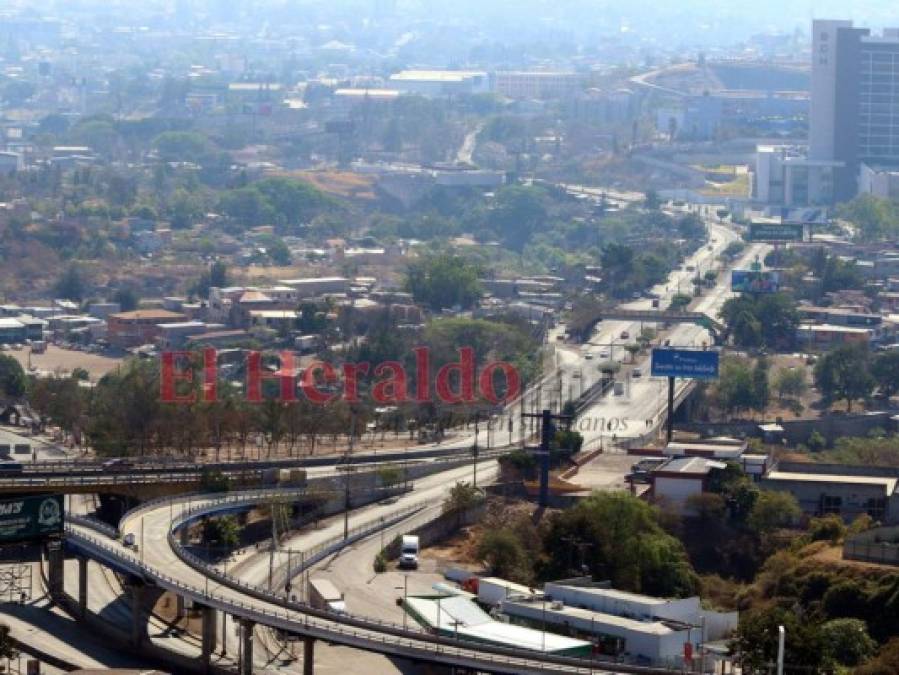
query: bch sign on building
[
  {"left": 651, "top": 348, "right": 720, "bottom": 380},
  {"left": 0, "top": 494, "right": 64, "bottom": 543}
]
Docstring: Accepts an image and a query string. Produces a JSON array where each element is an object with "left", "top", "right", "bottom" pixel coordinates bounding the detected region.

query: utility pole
[
  {"left": 776, "top": 625, "right": 785, "bottom": 675},
  {"left": 344, "top": 411, "right": 356, "bottom": 540},
  {"left": 522, "top": 409, "right": 573, "bottom": 508},
  {"left": 666, "top": 376, "right": 675, "bottom": 443}
]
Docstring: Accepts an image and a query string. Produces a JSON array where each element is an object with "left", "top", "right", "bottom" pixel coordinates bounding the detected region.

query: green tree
[
  {"left": 405, "top": 254, "right": 482, "bottom": 311},
  {"left": 872, "top": 350, "right": 899, "bottom": 398},
  {"left": 821, "top": 618, "right": 876, "bottom": 666},
  {"left": 751, "top": 357, "right": 770, "bottom": 413},
  {"left": 477, "top": 529, "right": 532, "bottom": 583},
  {"left": 856, "top": 637, "right": 899, "bottom": 674},
  {"left": 836, "top": 194, "right": 898, "bottom": 242},
  {"left": 732, "top": 607, "right": 829, "bottom": 672},
  {"left": 542, "top": 492, "right": 698, "bottom": 597},
  {"left": 153, "top": 131, "right": 210, "bottom": 162},
  {"left": 0, "top": 355, "right": 26, "bottom": 398},
  {"left": 54, "top": 264, "right": 86, "bottom": 302},
  {"left": 442, "top": 482, "right": 484, "bottom": 515},
  {"left": 773, "top": 367, "right": 807, "bottom": 400},
  {"left": 487, "top": 185, "right": 547, "bottom": 250},
  {"left": 747, "top": 490, "right": 800, "bottom": 535},
  {"left": 720, "top": 293, "right": 798, "bottom": 349},
  {"left": 202, "top": 514, "right": 240, "bottom": 550},
  {"left": 814, "top": 344, "right": 874, "bottom": 412},
  {"left": 714, "top": 358, "right": 756, "bottom": 417},
  {"left": 112, "top": 287, "right": 140, "bottom": 312}
]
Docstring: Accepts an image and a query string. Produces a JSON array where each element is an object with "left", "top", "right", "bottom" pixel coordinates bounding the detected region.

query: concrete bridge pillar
[
  {"left": 303, "top": 636, "right": 315, "bottom": 675},
  {"left": 239, "top": 619, "right": 254, "bottom": 675},
  {"left": 200, "top": 604, "right": 217, "bottom": 667},
  {"left": 127, "top": 581, "right": 146, "bottom": 647},
  {"left": 77, "top": 556, "right": 88, "bottom": 616},
  {"left": 175, "top": 594, "right": 186, "bottom": 620},
  {"left": 46, "top": 540, "right": 64, "bottom": 596}
]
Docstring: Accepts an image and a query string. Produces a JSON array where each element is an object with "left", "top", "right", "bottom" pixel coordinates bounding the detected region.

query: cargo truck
[
  {"left": 308, "top": 578, "right": 346, "bottom": 613},
  {"left": 399, "top": 534, "right": 419, "bottom": 569}
]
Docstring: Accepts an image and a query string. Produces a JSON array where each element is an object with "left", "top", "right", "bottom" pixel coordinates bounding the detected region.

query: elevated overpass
[
  {"left": 53, "top": 484, "right": 679, "bottom": 675},
  {"left": 584, "top": 308, "right": 726, "bottom": 344}
]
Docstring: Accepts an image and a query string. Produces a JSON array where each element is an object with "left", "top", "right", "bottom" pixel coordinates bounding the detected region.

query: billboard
[
  {"left": 732, "top": 269, "right": 780, "bottom": 293},
  {"left": 651, "top": 348, "right": 719, "bottom": 380},
  {"left": 0, "top": 494, "right": 63, "bottom": 543},
  {"left": 749, "top": 222, "right": 804, "bottom": 242}
]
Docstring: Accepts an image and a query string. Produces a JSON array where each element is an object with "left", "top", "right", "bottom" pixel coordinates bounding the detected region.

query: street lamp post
[{"left": 395, "top": 575, "right": 409, "bottom": 630}]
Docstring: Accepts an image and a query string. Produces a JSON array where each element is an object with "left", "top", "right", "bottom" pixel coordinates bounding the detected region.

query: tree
[
  {"left": 0, "top": 355, "right": 26, "bottom": 398},
  {"left": 751, "top": 357, "right": 769, "bottom": 413},
  {"left": 747, "top": 490, "right": 800, "bottom": 535},
  {"left": 112, "top": 287, "right": 140, "bottom": 312},
  {"left": 836, "top": 194, "right": 898, "bottom": 243},
  {"left": 487, "top": 185, "right": 547, "bottom": 250},
  {"left": 542, "top": 492, "right": 698, "bottom": 597},
  {"left": 714, "top": 358, "right": 756, "bottom": 417},
  {"left": 54, "top": 264, "right": 86, "bottom": 302},
  {"left": 872, "top": 350, "right": 899, "bottom": 398},
  {"left": 773, "top": 367, "right": 807, "bottom": 400},
  {"left": 822, "top": 618, "right": 876, "bottom": 666},
  {"left": 477, "top": 529, "right": 531, "bottom": 583},
  {"left": 669, "top": 293, "right": 692, "bottom": 311},
  {"left": 732, "top": 607, "right": 829, "bottom": 672},
  {"left": 202, "top": 514, "right": 240, "bottom": 551},
  {"left": 442, "top": 482, "right": 483, "bottom": 516},
  {"left": 720, "top": 293, "right": 798, "bottom": 349},
  {"left": 152, "top": 131, "right": 210, "bottom": 162},
  {"left": 814, "top": 344, "right": 874, "bottom": 412},
  {"left": 405, "top": 255, "right": 482, "bottom": 311},
  {"left": 856, "top": 637, "right": 899, "bottom": 674},
  {"left": 644, "top": 189, "right": 661, "bottom": 210}
]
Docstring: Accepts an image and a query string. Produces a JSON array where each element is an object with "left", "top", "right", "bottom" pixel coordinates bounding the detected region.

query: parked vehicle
[
  {"left": 632, "top": 368, "right": 642, "bottom": 379},
  {"left": 613, "top": 382, "right": 625, "bottom": 396},
  {"left": 399, "top": 535, "right": 420, "bottom": 569}
]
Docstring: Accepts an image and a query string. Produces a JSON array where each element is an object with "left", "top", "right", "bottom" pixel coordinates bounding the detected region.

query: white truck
[
  {"left": 399, "top": 535, "right": 420, "bottom": 569},
  {"left": 308, "top": 578, "right": 346, "bottom": 614}
]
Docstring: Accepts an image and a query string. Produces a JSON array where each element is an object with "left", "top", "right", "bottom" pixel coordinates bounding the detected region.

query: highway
[
  {"left": 13, "top": 197, "right": 762, "bottom": 673},
  {"left": 64, "top": 474, "right": 656, "bottom": 675}
]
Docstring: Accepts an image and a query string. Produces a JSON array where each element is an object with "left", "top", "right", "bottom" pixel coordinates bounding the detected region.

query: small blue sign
[{"left": 651, "top": 348, "right": 719, "bottom": 380}]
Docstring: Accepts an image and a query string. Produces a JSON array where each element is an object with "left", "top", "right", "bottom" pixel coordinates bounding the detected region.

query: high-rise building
[{"left": 809, "top": 20, "right": 899, "bottom": 200}]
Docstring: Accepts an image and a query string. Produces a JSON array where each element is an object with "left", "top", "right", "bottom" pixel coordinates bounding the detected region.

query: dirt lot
[{"left": 10, "top": 345, "right": 123, "bottom": 382}]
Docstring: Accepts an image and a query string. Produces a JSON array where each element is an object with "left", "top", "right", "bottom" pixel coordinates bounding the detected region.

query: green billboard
[
  {"left": 0, "top": 494, "right": 63, "bottom": 543},
  {"left": 749, "top": 222, "right": 804, "bottom": 242}
]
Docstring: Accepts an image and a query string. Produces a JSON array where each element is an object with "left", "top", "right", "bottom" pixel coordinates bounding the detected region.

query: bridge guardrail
[{"left": 65, "top": 526, "right": 602, "bottom": 674}]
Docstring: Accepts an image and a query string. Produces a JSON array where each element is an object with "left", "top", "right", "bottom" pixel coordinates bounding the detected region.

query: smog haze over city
[{"left": 2, "top": 1, "right": 899, "bottom": 674}]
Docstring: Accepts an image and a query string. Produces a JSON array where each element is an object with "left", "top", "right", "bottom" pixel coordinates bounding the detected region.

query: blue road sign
[{"left": 651, "top": 348, "right": 719, "bottom": 380}]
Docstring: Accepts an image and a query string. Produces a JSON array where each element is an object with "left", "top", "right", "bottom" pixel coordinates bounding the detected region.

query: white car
[{"left": 599, "top": 349, "right": 610, "bottom": 359}]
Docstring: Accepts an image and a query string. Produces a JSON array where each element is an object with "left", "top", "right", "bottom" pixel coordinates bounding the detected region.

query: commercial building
[
  {"left": 492, "top": 580, "right": 737, "bottom": 668},
  {"left": 0, "top": 318, "right": 26, "bottom": 344},
  {"left": 492, "top": 71, "right": 582, "bottom": 99},
  {"left": 859, "top": 162, "right": 899, "bottom": 199},
  {"left": 278, "top": 277, "right": 349, "bottom": 298},
  {"left": 106, "top": 309, "right": 188, "bottom": 348},
  {"left": 809, "top": 20, "right": 899, "bottom": 201},
  {"left": 753, "top": 144, "right": 838, "bottom": 207},
  {"left": 761, "top": 462, "right": 899, "bottom": 523},
  {"left": 649, "top": 457, "right": 726, "bottom": 508},
  {"left": 388, "top": 70, "right": 489, "bottom": 97},
  {"left": 796, "top": 323, "right": 874, "bottom": 349},
  {"left": 403, "top": 593, "right": 591, "bottom": 657}
]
